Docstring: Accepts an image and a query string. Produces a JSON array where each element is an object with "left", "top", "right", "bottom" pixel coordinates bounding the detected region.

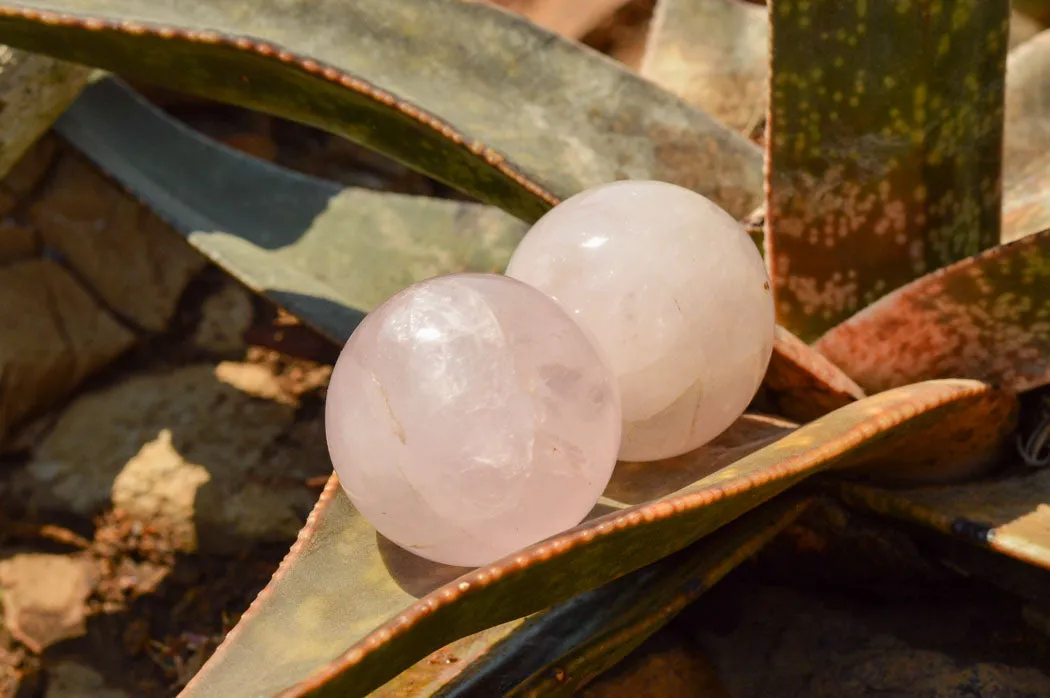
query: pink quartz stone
[
  {"left": 506, "top": 180, "right": 774, "bottom": 462},
  {"left": 324, "top": 273, "right": 622, "bottom": 567}
]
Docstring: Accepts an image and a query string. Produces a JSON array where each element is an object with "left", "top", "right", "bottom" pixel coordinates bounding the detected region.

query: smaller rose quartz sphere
[
  {"left": 324, "top": 273, "right": 622, "bottom": 567},
  {"left": 506, "top": 180, "right": 774, "bottom": 462}
]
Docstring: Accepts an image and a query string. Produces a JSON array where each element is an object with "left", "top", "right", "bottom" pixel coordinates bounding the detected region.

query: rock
[
  {"left": 28, "top": 150, "right": 206, "bottom": 332},
  {"left": 111, "top": 430, "right": 212, "bottom": 551},
  {"left": 214, "top": 361, "right": 295, "bottom": 406},
  {"left": 0, "top": 259, "right": 136, "bottom": 446},
  {"left": 0, "top": 219, "right": 36, "bottom": 263},
  {"left": 683, "top": 581, "right": 1050, "bottom": 698},
  {"left": 20, "top": 364, "right": 331, "bottom": 553},
  {"left": 44, "top": 660, "right": 128, "bottom": 698},
  {"left": 0, "top": 554, "right": 97, "bottom": 653},
  {"left": 192, "top": 280, "right": 254, "bottom": 355},
  {"left": 0, "top": 135, "right": 58, "bottom": 216}
]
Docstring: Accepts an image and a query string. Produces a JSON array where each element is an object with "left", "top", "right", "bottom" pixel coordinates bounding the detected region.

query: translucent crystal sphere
[
  {"left": 324, "top": 273, "right": 622, "bottom": 567},
  {"left": 506, "top": 180, "right": 774, "bottom": 462}
]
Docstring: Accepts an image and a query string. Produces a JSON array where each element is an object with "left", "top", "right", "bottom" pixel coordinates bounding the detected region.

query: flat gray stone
[{"left": 19, "top": 363, "right": 332, "bottom": 553}]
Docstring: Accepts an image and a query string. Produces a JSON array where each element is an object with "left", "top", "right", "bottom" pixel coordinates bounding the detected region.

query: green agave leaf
[
  {"left": 815, "top": 229, "right": 1050, "bottom": 396},
  {"left": 178, "top": 380, "right": 1012, "bottom": 698},
  {"left": 767, "top": 0, "right": 1009, "bottom": 342},
  {"left": 641, "top": 0, "right": 768, "bottom": 135},
  {"left": 0, "top": 0, "right": 763, "bottom": 221},
  {"left": 373, "top": 495, "right": 810, "bottom": 697},
  {"left": 1003, "top": 29, "right": 1050, "bottom": 243},
  {"left": 54, "top": 78, "right": 527, "bottom": 338},
  {"left": 58, "top": 77, "right": 861, "bottom": 423},
  {"left": 839, "top": 466, "right": 1050, "bottom": 570}
]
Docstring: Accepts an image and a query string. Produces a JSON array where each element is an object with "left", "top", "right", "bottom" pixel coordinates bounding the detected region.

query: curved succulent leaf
[
  {"left": 839, "top": 467, "right": 1050, "bottom": 571},
  {"left": 641, "top": 0, "right": 768, "bottom": 135},
  {"left": 767, "top": 0, "right": 1009, "bottom": 341},
  {"left": 763, "top": 325, "right": 865, "bottom": 423},
  {"left": 0, "top": 0, "right": 763, "bottom": 221},
  {"left": 815, "top": 229, "right": 1050, "bottom": 396},
  {"left": 59, "top": 77, "right": 860, "bottom": 423},
  {"left": 374, "top": 496, "right": 809, "bottom": 697},
  {"left": 179, "top": 380, "right": 1013, "bottom": 698},
  {"left": 496, "top": 497, "right": 809, "bottom": 697},
  {"left": 1003, "top": 29, "right": 1050, "bottom": 242},
  {"left": 55, "top": 78, "right": 527, "bottom": 338}
]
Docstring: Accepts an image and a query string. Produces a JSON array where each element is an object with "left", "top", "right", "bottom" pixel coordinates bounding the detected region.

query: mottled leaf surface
[
  {"left": 815, "top": 229, "right": 1050, "bottom": 395},
  {"left": 180, "top": 381, "right": 1013, "bottom": 698},
  {"left": 1003, "top": 29, "right": 1050, "bottom": 242},
  {"left": 375, "top": 496, "right": 808, "bottom": 697},
  {"left": 0, "top": 0, "right": 763, "bottom": 221},
  {"left": 840, "top": 466, "right": 1050, "bottom": 570},
  {"left": 767, "top": 0, "right": 1008, "bottom": 341},
  {"left": 55, "top": 78, "right": 526, "bottom": 338},
  {"left": 641, "top": 0, "right": 768, "bottom": 135}
]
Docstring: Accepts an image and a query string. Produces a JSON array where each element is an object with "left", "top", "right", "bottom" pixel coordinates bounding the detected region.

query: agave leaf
[
  {"left": 839, "top": 467, "right": 1050, "bottom": 570},
  {"left": 59, "top": 77, "right": 861, "bottom": 423},
  {"left": 178, "top": 380, "right": 1012, "bottom": 698},
  {"left": 54, "top": 78, "right": 527, "bottom": 337},
  {"left": 815, "top": 229, "right": 1050, "bottom": 396},
  {"left": 763, "top": 325, "right": 865, "bottom": 423},
  {"left": 1003, "top": 29, "right": 1050, "bottom": 243},
  {"left": 0, "top": 0, "right": 763, "bottom": 221},
  {"left": 641, "top": 0, "right": 768, "bottom": 135},
  {"left": 767, "top": 0, "right": 1009, "bottom": 342},
  {"left": 374, "top": 495, "right": 810, "bottom": 697}
]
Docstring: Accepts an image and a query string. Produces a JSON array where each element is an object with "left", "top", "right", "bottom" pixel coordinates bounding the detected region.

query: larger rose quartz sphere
[
  {"left": 324, "top": 273, "right": 622, "bottom": 567},
  {"left": 506, "top": 180, "right": 774, "bottom": 462}
]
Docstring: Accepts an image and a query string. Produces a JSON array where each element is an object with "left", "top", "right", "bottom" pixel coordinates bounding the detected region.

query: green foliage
[
  {"left": 0, "top": 0, "right": 762, "bottom": 221},
  {"left": 177, "top": 380, "right": 1011, "bottom": 697}
]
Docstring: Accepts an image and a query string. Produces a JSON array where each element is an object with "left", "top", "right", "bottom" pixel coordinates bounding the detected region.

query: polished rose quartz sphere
[
  {"left": 324, "top": 273, "right": 622, "bottom": 567},
  {"left": 506, "top": 180, "right": 774, "bottom": 462}
]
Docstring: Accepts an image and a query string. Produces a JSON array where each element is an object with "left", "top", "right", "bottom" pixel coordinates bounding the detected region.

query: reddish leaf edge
[
  {"left": 187, "top": 380, "right": 1010, "bottom": 698},
  {"left": 0, "top": 4, "right": 560, "bottom": 211},
  {"left": 814, "top": 228, "right": 1050, "bottom": 394}
]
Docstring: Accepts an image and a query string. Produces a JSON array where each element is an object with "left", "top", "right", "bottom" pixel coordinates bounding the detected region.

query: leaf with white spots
[
  {"left": 815, "top": 228, "right": 1050, "bottom": 395},
  {"left": 767, "top": 0, "right": 1009, "bottom": 341}
]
